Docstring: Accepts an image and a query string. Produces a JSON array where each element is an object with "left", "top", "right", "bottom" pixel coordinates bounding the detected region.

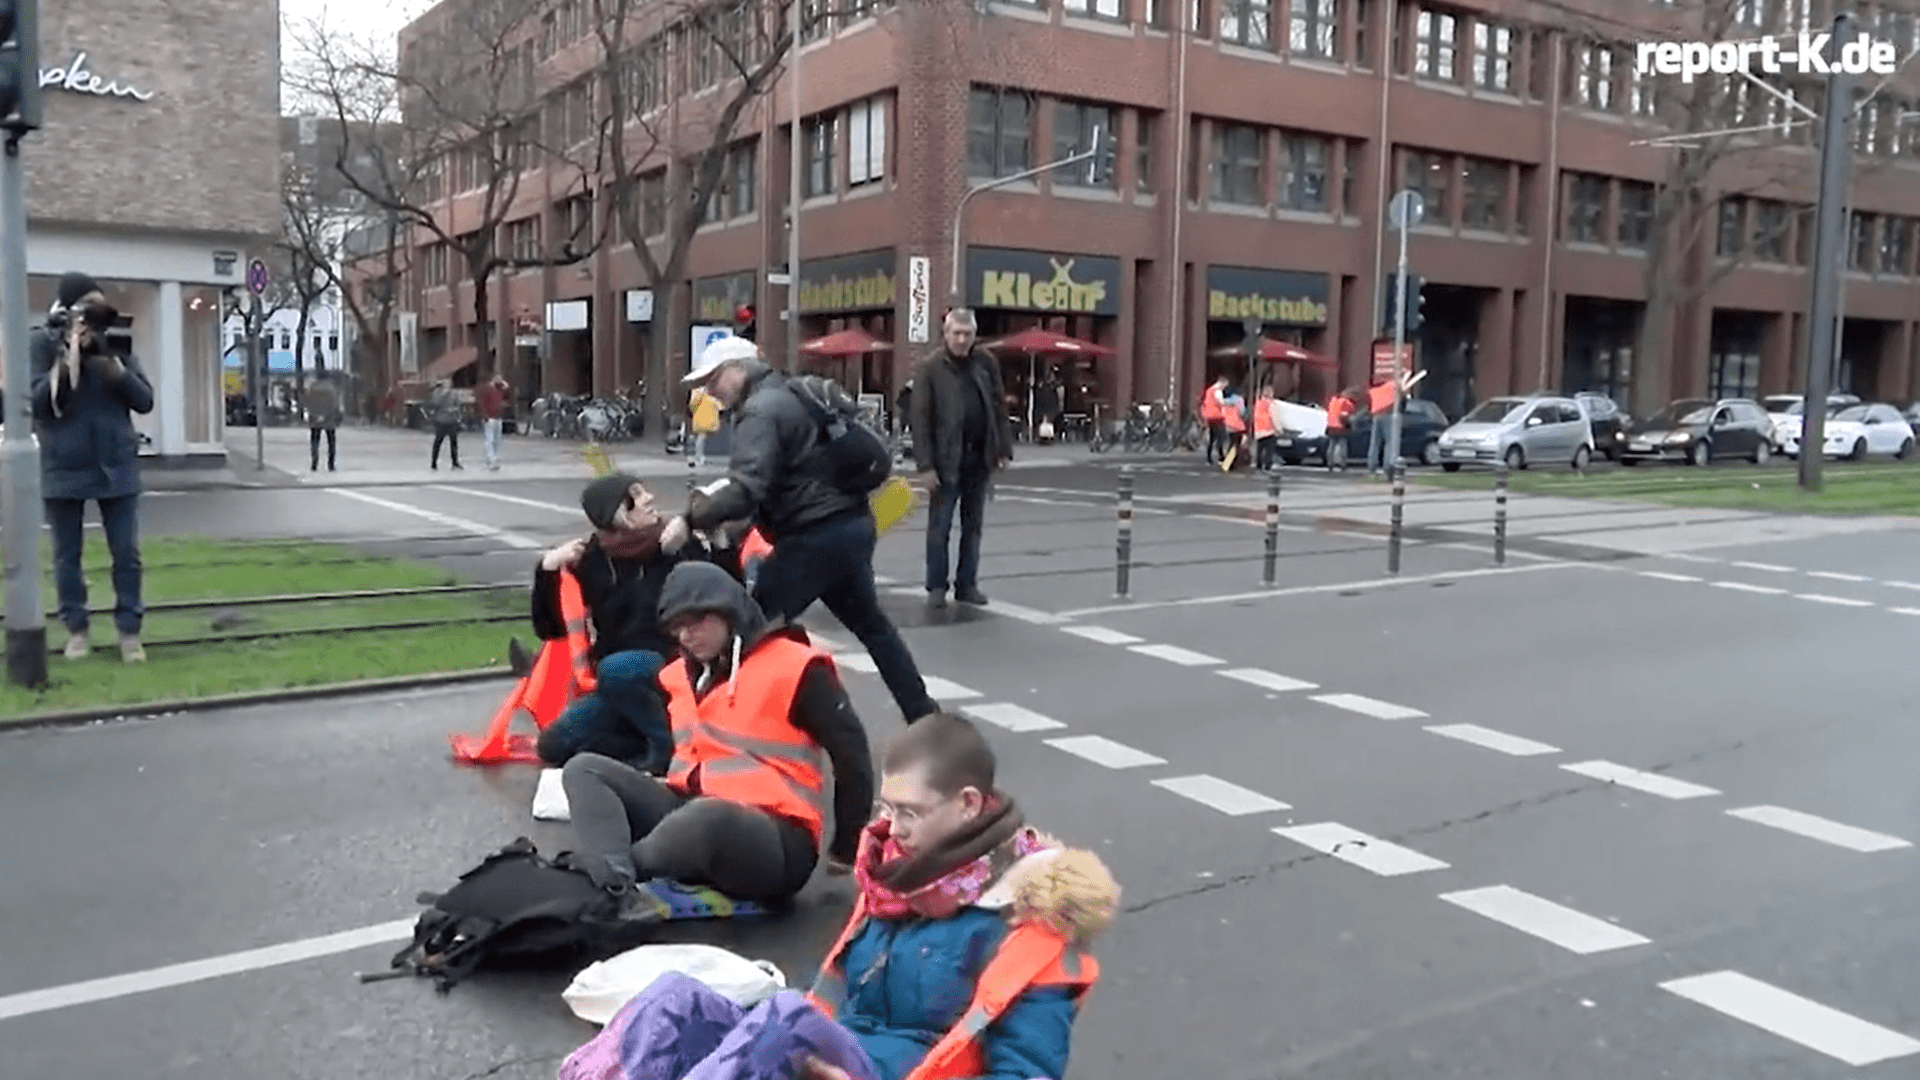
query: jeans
[
  {"left": 1205, "top": 422, "right": 1227, "bottom": 463},
  {"left": 1255, "top": 434, "right": 1276, "bottom": 471},
  {"left": 1367, "top": 419, "right": 1384, "bottom": 472},
  {"left": 46, "top": 496, "right": 142, "bottom": 637},
  {"left": 925, "top": 463, "right": 988, "bottom": 596},
  {"left": 690, "top": 431, "right": 709, "bottom": 466},
  {"left": 482, "top": 417, "right": 502, "bottom": 467},
  {"left": 536, "top": 649, "right": 673, "bottom": 772},
  {"left": 309, "top": 427, "right": 336, "bottom": 470},
  {"left": 431, "top": 424, "right": 461, "bottom": 468},
  {"left": 754, "top": 511, "right": 936, "bottom": 721}
]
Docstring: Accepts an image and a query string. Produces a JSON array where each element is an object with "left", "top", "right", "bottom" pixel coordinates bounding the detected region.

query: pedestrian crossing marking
[{"left": 1272, "top": 822, "right": 1449, "bottom": 876}]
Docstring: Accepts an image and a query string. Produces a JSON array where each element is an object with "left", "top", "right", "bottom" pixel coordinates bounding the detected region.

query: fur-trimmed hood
[{"left": 976, "top": 841, "right": 1120, "bottom": 947}]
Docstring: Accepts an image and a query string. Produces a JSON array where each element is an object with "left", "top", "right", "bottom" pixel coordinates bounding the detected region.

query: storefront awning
[
  {"left": 422, "top": 346, "right": 479, "bottom": 381},
  {"left": 982, "top": 327, "right": 1116, "bottom": 358}
]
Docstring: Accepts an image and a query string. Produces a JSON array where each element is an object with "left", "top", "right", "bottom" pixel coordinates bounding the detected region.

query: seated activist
[
  {"left": 556, "top": 712, "right": 1120, "bottom": 1080},
  {"left": 558, "top": 560, "right": 873, "bottom": 912},
  {"left": 529, "top": 473, "right": 742, "bottom": 772}
]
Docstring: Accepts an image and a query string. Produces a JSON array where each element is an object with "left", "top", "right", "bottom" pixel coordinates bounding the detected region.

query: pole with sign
[
  {"left": 0, "top": 0, "right": 46, "bottom": 688},
  {"left": 248, "top": 259, "right": 268, "bottom": 471},
  {"left": 1385, "top": 190, "right": 1422, "bottom": 471}
]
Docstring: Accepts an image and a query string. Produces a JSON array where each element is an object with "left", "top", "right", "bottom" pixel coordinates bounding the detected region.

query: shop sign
[
  {"left": 967, "top": 247, "right": 1120, "bottom": 316},
  {"left": 906, "top": 256, "right": 931, "bottom": 343},
  {"left": 1206, "top": 266, "right": 1330, "bottom": 326},
  {"left": 798, "top": 249, "right": 896, "bottom": 314},
  {"left": 42, "top": 52, "right": 155, "bottom": 101},
  {"left": 693, "top": 271, "right": 755, "bottom": 323},
  {"left": 1371, "top": 339, "right": 1416, "bottom": 382}
]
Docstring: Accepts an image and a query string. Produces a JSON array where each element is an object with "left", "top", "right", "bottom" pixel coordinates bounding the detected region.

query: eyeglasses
[{"left": 873, "top": 793, "right": 953, "bottom": 825}]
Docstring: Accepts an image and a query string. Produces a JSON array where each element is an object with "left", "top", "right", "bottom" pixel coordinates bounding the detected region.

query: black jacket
[
  {"left": 531, "top": 536, "right": 741, "bottom": 664},
  {"left": 910, "top": 346, "right": 1013, "bottom": 485},
  {"left": 684, "top": 365, "right": 867, "bottom": 541},
  {"left": 29, "top": 330, "right": 154, "bottom": 501}
]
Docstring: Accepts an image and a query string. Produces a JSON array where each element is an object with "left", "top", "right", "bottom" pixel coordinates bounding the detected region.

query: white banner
[
  {"left": 547, "top": 299, "right": 590, "bottom": 332},
  {"left": 906, "top": 256, "right": 931, "bottom": 344},
  {"left": 397, "top": 312, "right": 418, "bottom": 373},
  {"left": 626, "top": 289, "right": 654, "bottom": 323}
]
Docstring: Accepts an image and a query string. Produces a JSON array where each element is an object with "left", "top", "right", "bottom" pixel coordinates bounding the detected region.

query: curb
[{"left": 1, "top": 666, "right": 518, "bottom": 732}]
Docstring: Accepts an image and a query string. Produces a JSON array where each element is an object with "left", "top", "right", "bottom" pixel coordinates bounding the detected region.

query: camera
[{"left": 46, "top": 299, "right": 118, "bottom": 335}]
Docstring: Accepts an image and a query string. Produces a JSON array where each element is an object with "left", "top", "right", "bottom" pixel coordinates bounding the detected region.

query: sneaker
[
  {"left": 63, "top": 632, "right": 90, "bottom": 660},
  {"left": 955, "top": 589, "right": 989, "bottom": 606},
  {"left": 926, "top": 590, "right": 948, "bottom": 609},
  {"left": 119, "top": 636, "right": 146, "bottom": 663}
]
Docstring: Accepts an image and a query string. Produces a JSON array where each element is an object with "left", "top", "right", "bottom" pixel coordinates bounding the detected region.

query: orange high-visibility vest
[
  {"left": 658, "top": 636, "right": 831, "bottom": 844},
  {"left": 1222, "top": 398, "right": 1247, "bottom": 433},
  {"left": 559, "top": 570, "right": 597, "bottom": 695},
  {"left": 805, "top": 893, "right": 1100, "bottom": 1080},
  {"left": 1253, "top": 400, "right": 1275, "bottom": 437},
  {"left": 741, "top": 527, "right": 774, "bottom": 565},
  {"left": 1368, "top": 382, "right": 1397, "bottom": 415},
  {"left": 1326, "top": 395, "right": 1355, "bottom": 432},
  {"left": 1199, "top": 386, "right": 1224, "bottom": 423}
]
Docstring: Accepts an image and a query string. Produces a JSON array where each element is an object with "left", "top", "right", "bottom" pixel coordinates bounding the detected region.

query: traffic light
[
  {"left": 1086, "top": 125, "right": 1116, "bottom": 186},
  {"left": 1381, "top": 272, "right": 1425, "bottom": 335},
  {"left": 734, "top": 304, "right": 755, "bottom": 342},
  {"left": 0, "top": 0, "right": 41, "bottom": 136},
  {"left": 1407, "top": 274, "right": 1425, "bottom": 333}
]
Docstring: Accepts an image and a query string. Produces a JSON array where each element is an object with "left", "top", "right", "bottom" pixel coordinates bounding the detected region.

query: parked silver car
[{"left": 1437, "top": 395, "right": 1596, "bottom": 471}]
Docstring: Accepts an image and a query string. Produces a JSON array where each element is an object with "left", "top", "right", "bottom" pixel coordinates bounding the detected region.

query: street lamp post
[
  {"left": 1385, "top": 189, "right": 1423, "bottom": 472},
  {"left": 1798, "top": 13, "right": 1856, "bottom": 493},
  {"left": 948, "top": 128, "right": 1109, "bottom": 309}
]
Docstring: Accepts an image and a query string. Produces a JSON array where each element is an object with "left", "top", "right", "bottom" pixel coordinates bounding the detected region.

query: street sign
[
  {"left": 1371, "top": 339, "right": 1415, "bottom": 382},
  {"left": 1388, "top": 190, "right": 1425, "bottom": 230},
  {"left": 247, "top": 259, "right": 269, "bottom": 295}
]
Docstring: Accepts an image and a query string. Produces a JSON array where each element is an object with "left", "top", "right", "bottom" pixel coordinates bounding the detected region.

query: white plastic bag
[
  {"left": 532, "top": 768, "right": 570, "bottom": 822},
  {"left": 563, "top": 943, "right": 787, "bottom": 1025}
]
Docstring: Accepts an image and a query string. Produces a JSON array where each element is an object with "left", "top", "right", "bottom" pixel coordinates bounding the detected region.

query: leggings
[{"left": 561, "top": 752, "right": 817, "bottom": 902}]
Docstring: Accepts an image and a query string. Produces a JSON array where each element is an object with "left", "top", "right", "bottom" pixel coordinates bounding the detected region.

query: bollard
[
  {"left": 1493, "top": 460, "right": 1509, "bottom": 566},
  {"left": 1115, "top": 466, "right": 1134, "bottom": 599},
  {"left": 1261, "top": 468, "right": 1280, "bottom": 586},
  {"left": 1387, "top": 458, "right": 1405, "bottom": 575}
]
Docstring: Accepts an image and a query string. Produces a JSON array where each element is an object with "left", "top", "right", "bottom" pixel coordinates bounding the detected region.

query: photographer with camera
[{"left": 30, "top": 273, "right": 155, "bottom": 663}]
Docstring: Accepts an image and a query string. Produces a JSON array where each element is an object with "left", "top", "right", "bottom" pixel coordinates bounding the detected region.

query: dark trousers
[
  {"left": 430, "top": 424, "right": 461, "bottom": 467},
  {"left": 925, "top": 461, "right": 988, "bottom": 597},
  {"left": 309, "top": 427, "right": 337, "bottom": 470},
  {"left": 536, "top": 649, "right": 672, "bottom": 773},
  {"left": 46, "top": 495, "right": 142, "bottom": 637},
  {"left": 754, "top": 511, "right": 935, "bottom": 721},
  {"left": 1206, "top": 422, "right": 1228, "bottom": 463},
  {"left": 1255, "top": 434, "right": 1277, "bottom": 471}
]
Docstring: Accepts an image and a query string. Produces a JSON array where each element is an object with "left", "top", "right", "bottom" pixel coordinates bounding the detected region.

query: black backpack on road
[{"left": 786, "top": 374, "right": 892, "bottom": 495}]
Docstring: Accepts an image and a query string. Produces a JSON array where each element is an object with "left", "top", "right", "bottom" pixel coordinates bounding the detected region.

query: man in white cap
[{"left": 661, "top": 337, "right": 938, "bottom": 724}]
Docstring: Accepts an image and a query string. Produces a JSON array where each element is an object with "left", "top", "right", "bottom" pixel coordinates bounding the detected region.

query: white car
[
  {"left": 1780, "top": 402, "right": 1915, "bottom": 460},
  {"left": 1760, "top": 393, "right": 1858, "bottom": 450}
]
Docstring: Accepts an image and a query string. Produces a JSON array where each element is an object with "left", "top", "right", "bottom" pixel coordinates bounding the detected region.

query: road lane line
[
  {"left": 1128, "top": 643, "right": 1224, "bottom": 666},
  {"left": 1665, "top": 553, "right": 1721, "bottom": 563},
  {"left": 961, "top": 703, "right": 1068, "bottom": 733},
  {"left": 835, "top": 652, "right": 879, "bottom": 674},
  {"left": 1060, "top": 625, "right": 1145, "bottom": 645},
  {"left": 973, "top": 599, "right": 1071, "bottom": 625},
  {"left": 0, "top": 918, "right": 416, "bottom": 1023},
  {"left": 1272, "top": 822, "right": 1449, "bottom": 876},
  {"left": 1891, "top": 607, "right": 1920, "bottom": 617},
  {"left": 1731, "top": 561, "right": 1794, "bottom": 572},
  {"left": 1151, "top": 775, "right": 1291, "bottom": 816},
  {"left": 1044, "top": 735, "right": 1167, "bottom": 769},
  {"left": 1310, "top": 693, "right": 1427, "bottom": 721},
  {"left": 1640, "top": 571, "right": 1702, "bottom": 582},
  {"left": 1054, "top": 561, "right": 1587, "bottom": 617},
  {"left": 1560, "top": 760, "right": 1720, "bottom": 800},
  {"left": 1713, "top": 581, "right": 1789, "bottom": 595},
  {"left": 1794, "top": 593, "right": 1874, "bottom": 607},
  {"left": 1660, "top": 971, "right": 1920, "bottom": 1066},
  {"left": 1218, "top": 668, "right": 1318, "bottom": 693},
  {"left": 924, "top": 676, "right": 981, "bottom": 701},
  {"left": 1424, "top": 724, "right": 1560, "bottom": 757},
  {"left": 1726, "top": 805, "right": 1912, "bottom": 852},
  {"left": 1885, "top": 581, "right": 1920, "bottom": 591},
  {"left": 1806, "top": 570, "right": 1871, "bottom": 582},
  {"left": 327, "top": 489, "right": 547, "bottom": 549},
  {"left": 429, "top": 485, "right": 574, "bottom": 515},
  {"left": 1439, "top": 885, "right": 1650, "bottom": 954}
]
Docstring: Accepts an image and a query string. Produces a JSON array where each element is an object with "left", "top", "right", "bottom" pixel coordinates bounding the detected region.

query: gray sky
[{"left": 281, "top": 0, "right": 437, "bottom": 49}]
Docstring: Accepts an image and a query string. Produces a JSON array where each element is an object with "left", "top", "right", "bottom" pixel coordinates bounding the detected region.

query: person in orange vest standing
[
  {"left": 555, "top": 712, "right": 1119, "bottom": 1080},
  {"left": 1218, "top": 382, "right": 1248, "bottom": 470},
  {"left": 557, "top": 561, "right": 874, "bottom": 911},
  {"left": 1198, "top": 374, "right": 1229, "bottom": 464},
  {"left": 1252, "top": 383, "right": 1280, "bottom": 471}
]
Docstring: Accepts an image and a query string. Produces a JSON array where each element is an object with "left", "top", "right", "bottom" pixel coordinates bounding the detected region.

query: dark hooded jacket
[
  {"left": 29, "top": 326, "right": 155, "bottom": 501},
  {"left": 655, "top": 562, "right": 874, "bottom": 864},
  {"left": 683, "top": 362, "right": 868, "bottom": 542}
]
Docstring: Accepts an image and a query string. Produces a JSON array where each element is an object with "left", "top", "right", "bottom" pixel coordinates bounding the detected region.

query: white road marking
[
  {"left": 1043, "top": 735, "right": 1168, "bottom": 769},
  {"left": 873, "top": 574, "right": 896, "bottom": 586},
  {"left": 1055, "top": 561, "right": 1588, "bottom": 618},
  {"left": 1731, "top": 561, "right": 1794, "bottom": 573},
  {"left": 1660, "top": 971, "right": 1920, "bottom": 1067},
  {"left": 1424, "top": 723, "right": 1560, "bottom": 757},
  {"left": 1151, "top": 774, "right": 1291, "bottom": 816},
  {"left": 1665, "top": 553, "right": 1721, "bottom": 563},
  {"left": 1218, "top": 668, "right": 1319, "bottom": 693},
  {"left": 1794, "top": 593, "right": 1874, "bottom": 607},
  {"left": 327, "top": 489, "right": 546, "bottom": 549},
  {"left": 1641, "top": 571, "right": 1702, "bottom": 582},
  {"left": 1439, "top": 885, "right": 1650, "bottom": 954},
  {"left": 1060, "top": 625, "right": 1145, "bottom": 645},
  {"left": 1713, "top": 581, "right": 1788, "bottom": 595},
  {"left": 924, "top": 676, "right": 982, "bottom": 701},
  {"left": 1272, "top": 822, "right": 1450, "bottom": 876},
  {"left": 0, "top": 918, "right": 416, "bottom": 1022},
  {"left": 835, "top": 652, "right": 879, "bottom": 673},
  {"left": 961, "top": 702, "right": 1068, "bottom": 733},
  {"left": 1891, "top": 607, "right": 1920, "bottom": 617},
  {"left": 1128, "top": 643, "right": 1224, "bottom": 666},
  {"left": 1806, "top": 570, "right": 1871, "bottom": 582},
  {"left": 1310, "top": 693, "right": 1428, "bottom": 721},
  {"left": 1561, "top": 760, "right": 1721, "bottom": 800},
  {"left": 1726, "top": 805, "right": 1912, "bottom": 853},
  {"left": 975, "top": 599, "right": 1070, "bottom": 625},
  {"left": 1885, "top": 581, "right": 1920, "bottom": 592},
  {"left": 430, "top": 484, "right": 573, "bottom": 515}
]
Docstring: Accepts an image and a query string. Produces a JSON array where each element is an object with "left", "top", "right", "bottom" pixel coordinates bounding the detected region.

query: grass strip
[{"left": 1413, "top": 461, "right": 1920, "bottom": 516}]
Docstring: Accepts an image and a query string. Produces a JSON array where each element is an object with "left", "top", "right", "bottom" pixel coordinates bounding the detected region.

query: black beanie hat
[
  {"left": 57, "top": 272, "right": 101, "bottom": 308},
  {"left": 581, "top": 473, "right": 643, "bottom": 530}
]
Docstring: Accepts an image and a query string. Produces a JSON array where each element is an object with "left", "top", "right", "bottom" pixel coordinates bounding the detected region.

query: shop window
[
  {"left": 1279, "top": 133, "right": 1328, "bottom": 211},
  {"left": 1210, "top": 122, "right": 1263, "bottom": 205},
  {"left": 803, "top": 114, "right": 836, "bottom": 197},
  {"left": 1403, "top": 149, "right": 1450, "bottom": 224},
  {"left": 1564, "top": 172, "right": 1606, "bottom": 243},
  {"left": 1473, "top": 21, "right": 1513, "bottom": 91},
  {"left": 1055, "top": 99, "right": 1117, "bottom": 188},
  {"left": 1220, "top": 0, "right": 1273, "bottom": 48},
  {"left": 1460, "top": 157, "right": 1505, "bottom": 230},
  {"left": 1290, "top": 0, "right": 1339, "bottom": 60},
  {"left": 1413, "top": 8, "right": 1458, "bottom": 82},
  {"left": 1753, "top": 200, "right": 1789, "bottom": 263},
  {"left": 1617, "top": 180, "right": 1654, "bottom": 249},
  {"left": 967, "top": 86, "right": 1032, "bottom": 179},
  {"left": 847, "top": 97, "right": 887, "bottom": 187}
]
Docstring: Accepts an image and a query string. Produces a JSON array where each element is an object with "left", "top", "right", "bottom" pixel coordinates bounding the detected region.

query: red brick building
[{"left": 390, "top": 0, "right": 1920, "bottom": 425}]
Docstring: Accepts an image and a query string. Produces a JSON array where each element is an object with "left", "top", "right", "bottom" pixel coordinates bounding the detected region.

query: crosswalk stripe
[
  {"left": 1044, "top": 735, "right": 1167, "bottom": 769},
  {"left": 1439, "top": 885, "right": 1650, "bottom": 954},
  {"left": 1310, "top": 693, "right": 1427, "bottom": 721},
  {"left": 1795, "top": 593, "right": 1874, "bottom": 607},
  {"left": 1641, "top": 571, "right": 1703, "bottom": 582},
  {"left": 925, "top": 676, "right": 981, "bottom": 701},
  {"left": 1660, "top": 971, "right": 1920, "bottom": 1067},
  {"left": 836, "top": 652, "right": 879, "bottom": 674},
  {"left": 1127, "top": 643, "right": 1224, "bottom": 666},
  {"left": 1151, "top": 775, "right": 1290, "bottom": 816},
  {"left": 1806, "top": 570, "right": 1871, "bottom": 582},
  {"left": 1725, "top": 805, "right": 1912, "bottom": 852},
  {"left": 976, "top": 599, "right": 1071, "bottom": 625},
  {"left": 1731, "top": 561, "right": 1794, "bottom": 572},
  {"left": 1272, "top": 822, "right": 1449, "bottom": 876},
  {"left": 1060, "top": 625, "right": 1145, "bottom": 645},
  {"left": 1218, "top": 668, "right": 1319, "bottom": 693},
  {"left": 1713, "top": 581, "right": 1788, "bottom": 595},
  {"left": 1424, "top": 724, "right": 1559, "bottom": 757},
  {"left": 961, "top": 703, "right": 1068, "bottom": 733},
  {"left": 1560, "top": 760, "right": 1720, "bottom": 800}
]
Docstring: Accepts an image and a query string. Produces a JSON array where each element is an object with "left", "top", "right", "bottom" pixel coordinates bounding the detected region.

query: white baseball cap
[{"left": 685, "top": 335, "right": 760, "bottom": 385}]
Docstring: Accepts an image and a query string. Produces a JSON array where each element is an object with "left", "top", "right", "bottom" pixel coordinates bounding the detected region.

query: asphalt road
[{"left": 4, "top": 456, "right": 1919, "bottom": 1078}]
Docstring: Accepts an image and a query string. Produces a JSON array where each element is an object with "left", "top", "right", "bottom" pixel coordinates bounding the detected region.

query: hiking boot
[
  {"left": 63, "top": 632, "right": 90, "bottom": 660},
  {"left": 955, "top": 589, "right": 989, "bottom": 606},
  {"left": 119, "top": 636, "right": 147, "bottom": 663}
]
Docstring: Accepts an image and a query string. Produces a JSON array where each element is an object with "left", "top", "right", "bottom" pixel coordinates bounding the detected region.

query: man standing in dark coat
[
  {"left": 909, "top": 308, "right": 1013, "bottom": 608},
  {"left": 30, "top": 272, "right": 155, "bottom": 662}
]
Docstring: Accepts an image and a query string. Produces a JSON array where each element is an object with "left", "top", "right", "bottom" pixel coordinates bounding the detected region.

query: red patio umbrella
[
  {"left": 983, "top": 328, "right": 1116, "bottom": 441},
  {"left": 799, "top": 327, "right": 893, "bottom": 358},
  {"left": 1208, "top": 336, "right": 1337, "bottom": 367}
]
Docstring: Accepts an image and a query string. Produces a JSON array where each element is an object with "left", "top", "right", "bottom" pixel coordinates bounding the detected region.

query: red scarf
[{"left": 852, "top": 814, "right": 1051, "bottom": 920}]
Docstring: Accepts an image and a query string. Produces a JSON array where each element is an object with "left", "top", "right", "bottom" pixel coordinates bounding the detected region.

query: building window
[
  {"left": 507, "top": 217, "right": 540, "bottom": 261},
  {"left": 1354, "top": 0, "right": 1371, "bottom": 68},
  {"left": 1055, "top": 99, "right": 1117, "bottom": 188},
  {"left": 802, "top": 115, "right": 836, "bottom": 197},
  {"left": 1753, "top": 200, "right": 1788, "bottom": 262},
  {"left": 1880, "top": 215, "right": 1910, "bottom": 275},
  {"left": 1342, "top": 141, "right": 1359, "bottom": 213},
  {"left": 1473, "top": 22, "right": 1513, "bottom": 91},
  {"left": 1628, "top": 66, "right": 1657, "bottom": 117},
  {"left": 1211, "top": 123, "right": 1264, "bottom": 205},
  {"left": 848, "top": 96, "right": 888, "bottom": 187},
  {"left": 1709, "top": 346, "right": 1761, "bottom": 399},
  {"left": 1403, "top": 149, "right": 1450, "bottom": 223},
  {"left": 1220, "top": 0, "right": 1274, "bottom": 48},
  {"left": 1136, "top": 112, "right": 1156, "bottom": 194},
  {"left": 1526, "top": 29, "right": 1552, "bottom": 99},
  {"left": 1278, "top": 133, "right": 1329, "bottom": 211},
  {"left": 1717, "top": 197, "right": 1745, "bottom": 256},
  {"left": 639, "top": 170, "right": 666, "bottom": 236},
  {"left": 1572, "top": 42, "right": 1613, "bottom": 110},
  {"left": 425, "top": 244, "right": 448, "bottom": 286},
  {"left": 728, "top": 140, "right": 757, "bottom": 217},
  {"left": 1460, "top": 157, "right": 1505, "bottom": 230},
  {"left": 1734, "top": 0, "right": 1763, "bottom": 28},
  {"left": 1565, "top": 173, "right": 1606, "bottom": 243},
  {"left": 967, "top": 86, "right": 1032, "bottom": 179},
  {"left": 1618, "top": 181, "right": 1654, "bottom": 248},
  {"left": 1793, "top": 207, "right": 1814, "bottom": 264},
  {"left": 1414, "top": 9, "right": 1458, "bottom": 82},
  {"left": 800, "top": 0, "right": 831, "bottom": 43},
  {"left": 1065, "top": 0, "right": 1124, "bottom": 19},
  {"left": 1290, "top": 0, "right": 1339, "bottom": 60},
  {"left": 1854, "top": 98, "right": 1883, "bottom": 154}
]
